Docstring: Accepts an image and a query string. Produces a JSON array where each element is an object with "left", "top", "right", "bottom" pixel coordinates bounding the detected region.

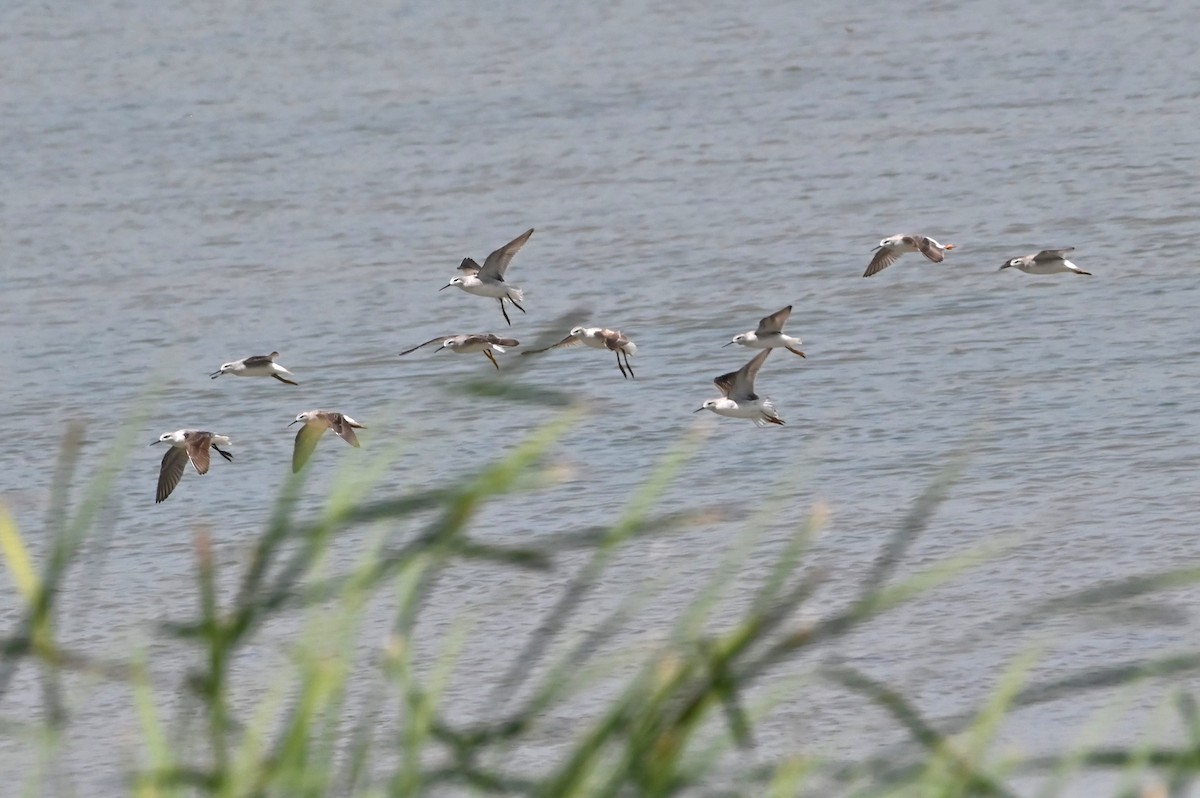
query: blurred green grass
[{"left": 0, "top": 415, "right": 1197, "bottom": 798}]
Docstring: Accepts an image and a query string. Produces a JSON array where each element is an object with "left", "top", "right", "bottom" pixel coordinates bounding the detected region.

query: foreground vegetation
[{"left": 1, "top": 412, "right": 1198, "bottom": 797}]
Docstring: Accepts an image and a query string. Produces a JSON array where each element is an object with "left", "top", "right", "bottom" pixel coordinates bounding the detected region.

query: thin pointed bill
[
  {"left": 722, "top": 341, "right": 735, "bottom": 347},
  {"left": 693, "top": 407, "right": 705, "bottom": 413},
  {"left": 209, "top": 371, "right": 222, "bottom": 379},
  {"left": 438, "top": 283, "right": 452, "bottom": 291}
]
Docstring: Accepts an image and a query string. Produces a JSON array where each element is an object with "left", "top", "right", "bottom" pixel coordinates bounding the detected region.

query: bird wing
[
  {"left": 864, "top": 246, "right": 901, "bottom": 277},
  {"left": 156, "top": 447, "right": 189, "bottom": 503},
  {"left": 399, "top": 336, "right": 451, "bottom": 356},
  {"left": 457, "top": 257, "right": 481, "bottom": 275},
  {"left": 713, "top": 369, "right": 739, "bottom": 398},
  {"left": 729, "top": 349, "right": 772, "bottom": 400},
  {"left": 478, "top": 228, "right": 534, "bottom": 280},
  {"left": 479, "top": 334, "right": 520, "bottom": 347},
  {"left": 916, "top": 237, "right": 946, "bottom": 263},
  {"left": 1033, "top": 248, "right": 1075, "bottom": 261},
  {"left": 241, "top": 353, "right": 276, "bottom": 367},
  {"left": 755, "top": 305, "right": 792, "bottom": 335},
  {"left": 186, "top": 432, "right": 213, "bottom": 475},
  {"left": 600, "top": 329, "right": 630, "bottom": 351},
  {"left": 521, "top": 333, "right": 581, "bottom": 355},
  {"left": 292, "top": 422, "right": 327, "bottom": 473},
  {"left": 328, "top": 413, "right": 362, "bottom": 447}
]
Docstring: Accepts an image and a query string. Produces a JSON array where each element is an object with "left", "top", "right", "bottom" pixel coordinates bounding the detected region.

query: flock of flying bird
[{"left": 151, "top": 229, "right": 1090, "bottom": 502}]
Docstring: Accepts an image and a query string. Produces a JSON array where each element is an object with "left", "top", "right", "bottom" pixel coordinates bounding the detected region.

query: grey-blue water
[{"left": 2, "top": 0, "right": 1199, "bottom": 793}]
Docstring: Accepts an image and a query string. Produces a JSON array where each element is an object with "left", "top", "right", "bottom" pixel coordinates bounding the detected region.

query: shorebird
[
  {"left": 288, "top": 410, "right": 365, "bottom": 473},
  {"left": 695, "top": 349, "right": 784, "bottom": 426},
  {"left": 864, "top": 234, "right": 955, "bottom": 277},
  {"left": 1000, "top": 247, "right": 1091, "bottom": 275},
  {"left": 151, "top": 429, "right": 233, "bottom": 503},
  {"left": 522, "top": 326, "right": 638, "bottom": 378},
  {"left": 210, "top": 351, "right": 298, "bottom": 385},
  {"left": 399, "top": 334, "right": 519, "bottom": 370},
  {"left": 440, "top": 228, "right": 533, "bottom": 325},
  {"left": 724, "top": 305, "right": 805, "bottom": 357}
]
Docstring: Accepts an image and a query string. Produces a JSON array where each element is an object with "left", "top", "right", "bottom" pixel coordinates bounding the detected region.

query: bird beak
[
  {"left": 149, "top": 440, "right": 161, "bottom": 446},
  {"left": 438, "top": 283, "right": 452, "bottom": 291},
  {"left": 943, "top": 244, "right": 956, "bottom": 250},
  {"left": 999, "top": 263, "right": 1011, "bottom": 270},
  {"left": 287, "top": 419, "right": 300, "bottom": 427},
  {"left": 722, "top": 341, "right": 735, "bottom": 347},
  {"left": 871, "top": 245, "right": 882, "bottom": 252},
  {"left": 209, "top": 371, "right": 221, "bottom": 379},
  {"left": 693, "top": 407, "right": 705, "bottom": 413}
]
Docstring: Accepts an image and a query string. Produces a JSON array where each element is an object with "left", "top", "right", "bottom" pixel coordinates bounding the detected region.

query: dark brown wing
[
  {"left": 521, "top": 334, "right": 581, "bottom": 355},
  {"left": 399, "top": 336, "right": 451, "bottom": 356},
  {"left": 457, "top": 257, "right": 481, "bottom": 275},
  {"left": 186, "top": 432, "right": 214, "bottom": 475},
  {"left": 156, "top": 447, "right": 189, "bottom": 503},
  {"left": 600, "top": 329, "right": 629, "bottom": 351},
  {"left": 864, "top": 247, "right": 901, "bottom": 277},
  {"left": 478, "top": 228, "right": 534, "bottom": 280},
  {"left": 241, "top": 352, "right": 278, "bottom": 367},
  {"left": 713, "top": 369, "right": 739, "bottom": 397},
  {"left": 755, "top": 305, "right": 792, "bottom": 335},
  {"left": 916, "top": 237, "right": 945, "bottom": 263},
  {"left": 328, "top": 414, "right": 362, "bottom": 447},
  {"left": 729, "top": 349, "right": 771, "bottom": 400},
  {"left": 479, "top": 334, "right": 520, "bottom": 347}
]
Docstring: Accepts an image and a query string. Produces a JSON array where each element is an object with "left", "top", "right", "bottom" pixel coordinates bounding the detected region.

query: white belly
[
  {"left": 1023, "top": 259, "right": 1073, "bottom": 274},
  {"left": 461, "top": 281, "right": 513, "bottom": 299},
  {"left": 711, "top": 399, "right": 761, "bottom": 419},
  {"left": 744, "top": 333, "right": 800, "bottom": 349}
]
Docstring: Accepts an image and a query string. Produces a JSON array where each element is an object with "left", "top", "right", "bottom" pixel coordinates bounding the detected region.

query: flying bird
[
  {"left": 399, "top": 333, "right": 519, "bottom": 370},
  {"left": 864, "top": 234, "right": 955, "bottom": 277},
  {"left": 1000, "top": 247, "right": 1091, "bottom": 275},
  {"left": 440, "top": 228, "right": 533, "bottom": 325},
  {"left": 724, "top": 305, "right": 805, "bottom": 357},
  {"left": 522, "top": 326, "right": 638, "bottom": 378},
  {"left": 151, "top": 429, "right": 233, "bottom": 503},
  {"left": 695, "top": 349, "right": 784, "bottom": 426},
  {"left": 210, "top": 351, "right": 298, "bottom": 385},
  {"left": 288, "top": 410, "right": 366, "bottom": 473}
]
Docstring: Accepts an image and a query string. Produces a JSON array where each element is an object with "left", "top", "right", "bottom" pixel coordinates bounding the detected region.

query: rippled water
[{"left": 3, "top": 0, "right": 1200, "bottom": 792}]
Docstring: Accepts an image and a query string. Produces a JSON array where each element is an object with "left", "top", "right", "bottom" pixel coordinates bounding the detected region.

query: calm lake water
[{"left": 2, "top": 0, "right": 1199, "bottom": 793}]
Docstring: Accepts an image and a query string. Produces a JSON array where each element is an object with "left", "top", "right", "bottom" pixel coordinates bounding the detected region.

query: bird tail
[
  {"left": 508, "top": 287, "right": 524, "bottom": 303},
  {"left": 758, "top": 399, "right": 785, "bottom": 426},
  {"left": 622, "top": 341, "right": 637, "bottom": 356}
]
